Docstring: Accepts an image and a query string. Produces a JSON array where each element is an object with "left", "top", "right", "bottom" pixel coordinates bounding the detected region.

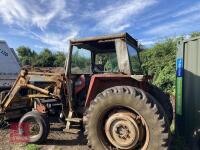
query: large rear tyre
[
  {"left": 18, "top": 111, "right": 50, "bottom": 144},
  {"left": 85, "top": 86, "right": 169, "bottom": 150},
  {"left": 149, "top": 85, "right": 173, "bottom": 124}
]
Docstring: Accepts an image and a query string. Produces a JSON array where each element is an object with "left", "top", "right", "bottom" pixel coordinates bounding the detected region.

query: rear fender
[{"left": 85, "top": 74, "right": 147, "bottom": 107}]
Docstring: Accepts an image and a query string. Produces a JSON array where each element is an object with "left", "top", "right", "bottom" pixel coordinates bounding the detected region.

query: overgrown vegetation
[
  {"left": 140, "top": 38, "right": 176, "bottom": 95},
  {"left": 140, "top": 31, "right": 200, "bottom": 95},
  {"left": 17, "top": 47, "right": 66, "bottom": 67},
  {"left": 16, "top": 32, "right": 200, "bottom": 96}
]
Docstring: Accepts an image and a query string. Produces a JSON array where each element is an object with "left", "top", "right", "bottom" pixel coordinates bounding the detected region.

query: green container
[{"left": 176, "top": 36, "right": 200, "bottom": 149}]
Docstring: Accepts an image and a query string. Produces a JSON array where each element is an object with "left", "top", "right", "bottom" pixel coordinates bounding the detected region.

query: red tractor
[{"left": 0, "top": 33, "right": 172, "bottom": 150}]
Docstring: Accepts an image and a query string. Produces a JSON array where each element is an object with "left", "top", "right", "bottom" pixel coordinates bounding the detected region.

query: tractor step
[
  {"left": 63, "top": 128, "right": 80, "bottom": 134},
  {"left": 64, "top": 111, "right": 82, "bottom": 133},
  {"left": 65, "top": 118, "right": 82, "bottom": 123}
]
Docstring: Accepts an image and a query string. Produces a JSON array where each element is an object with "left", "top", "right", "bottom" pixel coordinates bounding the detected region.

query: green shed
[{"left": 176, "top": 36, "right": 200, "bottom": 149}]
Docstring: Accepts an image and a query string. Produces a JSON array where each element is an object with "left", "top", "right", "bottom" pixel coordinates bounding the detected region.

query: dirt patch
[
  {"left": 0, "top": 121, "right": 89, "bottom": 150},
  {"left": 42, "top": 122, "right": 88, "bottom": 150}
]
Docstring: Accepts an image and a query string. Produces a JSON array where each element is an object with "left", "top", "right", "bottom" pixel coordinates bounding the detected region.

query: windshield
[{"left": 127, "top": 44, "right": 142, "bottom": 74}]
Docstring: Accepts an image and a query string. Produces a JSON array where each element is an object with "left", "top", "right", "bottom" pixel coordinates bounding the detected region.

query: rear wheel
[{"left": 85, "top": 86, "right": 169, "bottom": 150}]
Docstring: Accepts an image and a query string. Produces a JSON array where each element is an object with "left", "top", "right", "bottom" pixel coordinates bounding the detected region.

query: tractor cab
[
  {"left": 65, "top": 33, "right": 143, "bottom": 112},
  {"left": 66, "top": 32, "right": 142, "bottom": 76}
]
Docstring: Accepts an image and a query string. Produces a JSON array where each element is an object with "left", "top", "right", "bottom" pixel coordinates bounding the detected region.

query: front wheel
[
  {"left": 18, "top": 111, "right": 50, "bottom": 144},
  {"left": 85, "top": 86, "right": 169, "bottom": 150}
]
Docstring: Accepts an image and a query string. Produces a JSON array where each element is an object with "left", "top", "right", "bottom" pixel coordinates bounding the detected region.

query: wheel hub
[
  {"left": 105, "top": 112, "right": 140, "bottom": 149},
  {"left": 116, "top": 124, "right": 129, "bottom": 139}
]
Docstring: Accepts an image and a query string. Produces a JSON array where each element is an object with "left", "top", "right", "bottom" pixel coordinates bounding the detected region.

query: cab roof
[{"left": 70, "top": 32, "right": 138, "bottom": 47}]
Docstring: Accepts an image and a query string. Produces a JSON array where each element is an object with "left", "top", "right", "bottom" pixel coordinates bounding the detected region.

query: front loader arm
[{"left": 0, "top": 70, "right": 63, "bottom": 114}]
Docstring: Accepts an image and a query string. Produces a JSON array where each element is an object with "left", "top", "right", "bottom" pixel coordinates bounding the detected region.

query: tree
[
  {"left": 17, "top": 47, "right": 67, "bottom": 67},
  {"left": 16, "top": 46, "right": 38, "bottom": 66},
  {"left": 140, "top": 38, "right": 176, "bottom": 95},
  {"left": 37, "top": 49, "right": 55, "bottom": 67},
  {"left": 190, "top": 32, "right": 200, "bottom": 38},
  {"left": 54, "top": 52, "right": 66, "bottom": 67}
]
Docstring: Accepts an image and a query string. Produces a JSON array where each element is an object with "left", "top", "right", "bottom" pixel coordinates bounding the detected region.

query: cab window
[
  {"left": 71, "top": 45, "right": 91, "bottom": 74},
  {"left": 95, "top": 52, "right": 119, "bottom": 73},
  {"left": 127, "top": 44, "right": 142, "bottom": 74}
]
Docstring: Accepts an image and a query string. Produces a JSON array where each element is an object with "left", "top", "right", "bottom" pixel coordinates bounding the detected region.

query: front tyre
[
  {"left": 18, "top": 111, "right": 50, "bottom": 144},
  {"left": 85, "top": 86, "right": 169, "bottom": 150}
]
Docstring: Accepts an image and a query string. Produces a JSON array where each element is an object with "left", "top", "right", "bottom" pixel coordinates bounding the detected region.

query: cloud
[
  {"left": 0, "top": 0, "right": 28, "bottom": 24},
  {"left": 34, "top": 44, "right": 45, "bottom": 50},
  {"left": 3, "top": 0, "right": 199, "bottom": 52},
  {"left": 134, "top": 2, "right": 200, "bottom": 30},
  {"left": 143, "top": 2, "right": 200, "bottom": 37},
  {"left": 0, "top": 0, "right": 69, "bottom": 30},
  {"left": 30, "top": 30, "right": 79, "bottom": 51},
  {"left": 139, "top": 39, "right": 155, "bottom": 46},
  {"left": 0, "top": 0, "right": 79, "bottom": 50},
  {"left": 173, "top": 2, "right": 200, "bottom": 17},
  {"left": 31, "top": 0, "right": 67, "bottom": 30},
  {"left": 91, "top": 0, "right": 157, "bottom": 32},
  {"left": 0, "top": 0, "right": 158, "bottom": 50},
  {"left": 145, "top": 13, "right": 200, "bottom": 37}
]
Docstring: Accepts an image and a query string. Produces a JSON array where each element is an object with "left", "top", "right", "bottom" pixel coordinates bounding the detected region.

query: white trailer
[{"left": 0, "top": 41, "right": 20, "bottom": 90}]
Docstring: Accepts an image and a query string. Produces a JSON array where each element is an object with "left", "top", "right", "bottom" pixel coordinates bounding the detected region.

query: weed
[{"left": 25, "top": 144, "right": 40, "bottom": 150}]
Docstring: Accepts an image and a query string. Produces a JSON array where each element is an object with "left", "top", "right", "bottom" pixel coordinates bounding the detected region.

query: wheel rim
[
  {"left": 105, "top": 112, "right": 140, "bottom": 149},
  {"left": 99, "top": 108, "right": 150, "bottom": 150},
  {"left": 19, "top": 118, "right": 41, "bottom": 139},
  {"left": 29, "top": 119, "right": 40, "bottom": 138}
]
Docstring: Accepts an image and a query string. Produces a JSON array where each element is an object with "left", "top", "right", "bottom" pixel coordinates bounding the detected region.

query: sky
[{"left": 0, "top": 0, "right": 200, "bottom": 52}]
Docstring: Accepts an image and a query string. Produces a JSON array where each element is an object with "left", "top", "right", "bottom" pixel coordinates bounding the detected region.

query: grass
[{"left": 25, "top": 144, "right": 40, "bottom": 150}]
